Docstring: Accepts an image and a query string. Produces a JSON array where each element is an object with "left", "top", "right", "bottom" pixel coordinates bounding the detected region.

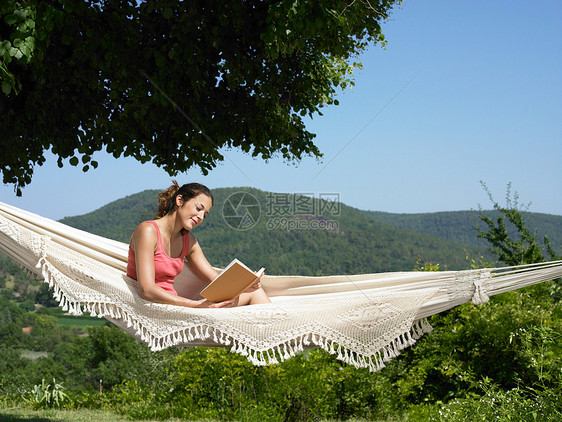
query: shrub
[{"left": 28, "top": 378, "right": 68, "bottom": 409}]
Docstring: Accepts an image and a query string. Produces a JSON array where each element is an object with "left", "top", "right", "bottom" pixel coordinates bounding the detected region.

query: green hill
[
  {"left": 365, "top": 210, "right": 562, "bottom": 252},
  {"left": 59, "top": 187, "right": 553, "bottom": 275}
]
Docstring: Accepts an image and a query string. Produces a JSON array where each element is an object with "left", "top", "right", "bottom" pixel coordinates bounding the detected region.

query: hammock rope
[{"left": 1, "top": 201, "right": 561, "bottom": 371}]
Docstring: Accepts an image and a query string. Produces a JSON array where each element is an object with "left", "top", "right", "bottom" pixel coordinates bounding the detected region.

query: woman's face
[{"left": 177, "top": 193, "right": 213, "bottom": 230}]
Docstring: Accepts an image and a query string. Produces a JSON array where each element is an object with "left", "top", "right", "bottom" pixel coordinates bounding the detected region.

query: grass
[
  {"left": 0, "top": 407, "right": 399, "bottom": 422},
  {"left": 55, "top": 315, "right": 107, "bottom": 328},
  {"left": 0, "top": 407, "right": 205, "bottom": 422},
  {"left": 0, "top": 407, "right": 131, "bottom": 422}
]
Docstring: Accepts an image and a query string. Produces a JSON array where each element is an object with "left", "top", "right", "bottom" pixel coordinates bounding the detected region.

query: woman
[{"left": 127, "top": 182, "right": 270, "bottom": 308}]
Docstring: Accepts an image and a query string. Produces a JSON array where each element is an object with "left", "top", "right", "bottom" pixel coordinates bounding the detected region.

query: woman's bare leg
[{"left": 237, "top": 287, "right": 271, "bottom": 306}]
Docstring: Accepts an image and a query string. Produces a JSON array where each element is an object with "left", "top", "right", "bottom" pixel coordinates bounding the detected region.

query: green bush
[
  {"left": 405, "top": 381, "right": 562, "bottom": 421},
  {"left": 28, "top": 378, "right": 68, "bottom": 409}
]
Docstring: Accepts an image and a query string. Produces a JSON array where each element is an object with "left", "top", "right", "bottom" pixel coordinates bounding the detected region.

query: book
[{"left": 199, "top": 258, "right": 265, "bottom": 302}]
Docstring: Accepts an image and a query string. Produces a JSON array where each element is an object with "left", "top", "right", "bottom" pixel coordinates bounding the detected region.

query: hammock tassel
[
  {"left": 230, "top": 339, "right": 240, "bottom": 354},
  {"left": 420, "top": 318, "right": 433, "bottom": 333},
  {"left": 374, "top": 351, "right": 385, "bottom": 371},
  {"left": 66, "top": 299, "right": 75, "bottom": 315},
  {"left": 224, "top": 333, "right": 232, "bottom": 346},
  {"left": 411, "top": 320, "right": 423, "bottom": 339},
  {"left": 193, "top": 326, "right": 201, "bottom": 339},
  {"left": 259, "top": 351, "right": 267, "bottom": 366},
  {"left": 60, "top": 295, "right": 68, "bottom": 312},
  {"left": 253, "top": 350, "right": 262, "bottom": 366},
  {"left": 239, "top": 342, "right": 250, "bottom": 357},
  {"left": 282, "top": 343, "right": 291, "bottom": 360},
  {"left": 184, "top": 327, "right": 192, "bottom": 341},
  {"left": 125, "top": 314, "right": 133, "bottom": 328}
]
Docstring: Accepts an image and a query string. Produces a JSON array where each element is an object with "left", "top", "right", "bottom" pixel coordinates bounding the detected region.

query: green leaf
[
  {"left": 25, "top": 36, "right": 35, "bottom": 49},
  {"left": 14, "top": 9, "right": 27, "bottom": 19},
  {"left": 1, "top": 81, "right": 11, "bottom": 95},
  {"left": 5, "top": 14, "right": 17, "bottom": 25},
  {"left": 69, "top": 157, "right": 79, "bottom": 166}
]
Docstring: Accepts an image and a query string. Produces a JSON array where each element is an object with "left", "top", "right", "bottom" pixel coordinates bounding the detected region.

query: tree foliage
[
  {"left": 476, "top": 182, "right": 560, "bottom": 266},
  {"left": 0, "top": 0, "right": 397, "bottom": 194}
]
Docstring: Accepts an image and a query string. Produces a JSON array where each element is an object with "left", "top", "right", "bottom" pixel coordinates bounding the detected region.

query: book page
[{"left": 199, "top": 259, "right": 264, "bottom": 302}]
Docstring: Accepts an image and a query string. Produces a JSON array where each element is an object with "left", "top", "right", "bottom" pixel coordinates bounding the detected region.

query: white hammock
[{"left": 1, "top": 201, "right": 560, "bottom": 371}]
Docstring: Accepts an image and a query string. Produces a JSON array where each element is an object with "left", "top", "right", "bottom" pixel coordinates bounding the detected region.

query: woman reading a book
[{"left": 127, "top": 182, "right": 271, "bottom": 308}]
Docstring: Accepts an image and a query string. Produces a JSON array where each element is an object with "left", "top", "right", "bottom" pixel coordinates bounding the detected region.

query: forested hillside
[
  {"left": 366, "top": 209, "right": 562, "bottom": 251},
  {"left": 56, "top": 187, "right": 520, "bottom": 274}
]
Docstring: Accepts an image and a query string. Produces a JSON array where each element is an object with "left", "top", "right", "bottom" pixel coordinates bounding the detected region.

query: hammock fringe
[{"left": 35, "top": 251, "right": 437, "bottom": 370}]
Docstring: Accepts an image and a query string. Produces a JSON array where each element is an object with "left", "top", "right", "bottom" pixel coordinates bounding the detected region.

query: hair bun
[{"left": 155, "top": 181, "right": 213, "bottom": 219}]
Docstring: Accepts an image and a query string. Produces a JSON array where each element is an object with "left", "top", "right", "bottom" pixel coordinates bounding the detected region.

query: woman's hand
[
  {"left": 244, "top": 280, "right": 262, "bottom": 293},
  {"left": 208, "top": 299, "right": 236, "bottom": 308},
  {"left": 244, "top": 270, "right": 265, "bottom": 293},
  {"left": 191, "top": 298, "right": 236, "bottom": 308}
]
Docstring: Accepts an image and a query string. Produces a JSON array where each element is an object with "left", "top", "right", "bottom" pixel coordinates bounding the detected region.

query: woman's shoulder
[
  {"left": 131, "top": 221, "right": 159, "bottom": 246},
  {"left": 135, "top": 220, "right": 158, "bottom": 234}
]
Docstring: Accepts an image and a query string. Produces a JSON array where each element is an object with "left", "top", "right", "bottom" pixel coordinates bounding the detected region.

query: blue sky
[{"left": 1, "top": 0, "right": 561, "bottom": 220}]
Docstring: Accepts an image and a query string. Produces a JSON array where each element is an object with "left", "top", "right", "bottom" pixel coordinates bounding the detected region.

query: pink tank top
[{"left": 127, "top": 221, "right": 190, "bottom": 295}]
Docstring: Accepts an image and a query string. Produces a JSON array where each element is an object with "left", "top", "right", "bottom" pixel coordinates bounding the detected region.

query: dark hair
[{"left": 156, "top": 181, "right": 213, "bottom": 218}]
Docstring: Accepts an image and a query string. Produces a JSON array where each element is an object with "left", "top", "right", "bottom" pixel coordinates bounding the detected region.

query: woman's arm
[
  {"left": 185, "top": 235, "right": 221, "bottom": 283},
  {"left": 132, "top": 223, "right": 231, "bottom": 308}
]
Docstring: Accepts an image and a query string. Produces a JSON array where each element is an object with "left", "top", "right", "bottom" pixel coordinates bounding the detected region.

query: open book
[{"left": 199, "top": 259, "right": 265, "bottom": 302}]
